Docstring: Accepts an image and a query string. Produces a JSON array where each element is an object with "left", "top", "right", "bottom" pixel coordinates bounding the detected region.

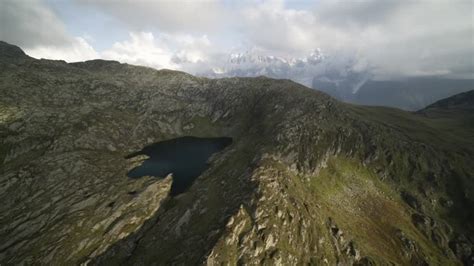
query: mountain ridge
[
  {"left": 200, "top": 48, "right": 473, "bottom": 111},
  {"left": 0, "top": 41, "right": 473, "bottom": 265},
  {"left": 424, "top": 90, "right": 474, "bottom": 110}
]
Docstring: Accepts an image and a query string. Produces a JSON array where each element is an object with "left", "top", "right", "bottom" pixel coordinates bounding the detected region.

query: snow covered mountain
[
  {"left": 200, "top": 49, "right": 329, "bottom": 87},
  {"left": 196, "top": 49, "right": 472, "bottom": 111}
]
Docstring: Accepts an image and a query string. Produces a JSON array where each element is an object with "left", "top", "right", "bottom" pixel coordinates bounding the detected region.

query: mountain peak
[{"left": 0, "top": 41, "right": 29, "bottom": 62}]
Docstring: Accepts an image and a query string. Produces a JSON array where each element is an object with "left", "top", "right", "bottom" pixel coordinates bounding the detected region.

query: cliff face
[{"left": 0, "top": 41, "right": 472, "bottom": 265}]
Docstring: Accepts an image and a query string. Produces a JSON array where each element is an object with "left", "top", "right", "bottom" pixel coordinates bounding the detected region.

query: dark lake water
[{"left": 126, "top": 136, "right": 232, "bottom": 196}]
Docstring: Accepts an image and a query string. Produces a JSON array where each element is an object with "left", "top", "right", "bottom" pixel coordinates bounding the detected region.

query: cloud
[
  {"left": 0, "top": 0, "right": 99, "bottom": 62},
  {"left": 312, "top": 0, "right": 474, "bottom": 79},
  {"left": 315, "top": 0, "right": 404, "bottom": 28},
  {"left": 239, "top": 0, "right": 317, "bottom": 56},
  {"left": 25, "top": 37, "right": 99, "bottom": 62},
  {"left": 0, "top": 0, "right": 71, "bottom": 48},
  {"left": 236, "top": 0, "right": 474, "bottom": 79},
  {"left": 101, "top": 32, "right": 214, "bottom": 70},
  {"left": 76, "top": 0, "right": 230, "bottom": 33},
  {"left": 3, "top": 0, "right": 472, "bottom": 79}
]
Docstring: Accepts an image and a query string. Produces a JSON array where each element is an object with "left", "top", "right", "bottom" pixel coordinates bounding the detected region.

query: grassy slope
[
  {"left": 347, "top": 105, "right": 474, "bottom": 153},
  {"left": 181, "top": 91, "right": 474, "bottom": 265},
  {"left": 308, "top": 156, "right": 453, "bottom": 265},
  {"left": 346, "top": 104, "right": 474, "bottom": 258}
]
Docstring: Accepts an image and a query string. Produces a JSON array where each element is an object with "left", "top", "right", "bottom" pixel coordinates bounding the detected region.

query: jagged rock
[
  {"left": 126, "top": 154, "right": 150, "bottom": 171},
  {"left": 401, "top": 190, "right": 422, "bottom": 211},
  {"left": 449, "top": 235, "right": 474, "bottom": 265}
]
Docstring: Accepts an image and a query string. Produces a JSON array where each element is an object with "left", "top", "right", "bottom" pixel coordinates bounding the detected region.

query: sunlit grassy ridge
[{"left": 308, "top": 156, "right": 452, "bottom": 265}]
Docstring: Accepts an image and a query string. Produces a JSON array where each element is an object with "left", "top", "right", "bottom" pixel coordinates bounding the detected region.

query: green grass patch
[{"left": 307, "top": 156, "right": 454, "bottom": 265}]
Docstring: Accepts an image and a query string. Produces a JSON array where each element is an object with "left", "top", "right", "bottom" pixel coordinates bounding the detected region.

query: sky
[{"left": 1, "top": 0, "right": 473, "bottom": 81}]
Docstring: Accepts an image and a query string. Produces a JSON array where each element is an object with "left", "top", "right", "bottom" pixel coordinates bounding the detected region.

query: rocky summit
[{"left": 0, "top": 41, "right": 473, "bottom": 265}]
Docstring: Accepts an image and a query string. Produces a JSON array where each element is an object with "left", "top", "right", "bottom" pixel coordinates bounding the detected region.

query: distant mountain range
[
  {"left": 200, "top": 50, "right": 473, "bottom": 111},
  {"left": 316, "top": 77, "right": 474, "bottom": 111},
  {"left": 202, "top": 49, "right": 325, "bottom": 86}
]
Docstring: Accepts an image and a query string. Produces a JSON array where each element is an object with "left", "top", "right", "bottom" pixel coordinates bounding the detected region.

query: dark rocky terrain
[{"left": 1, "top": 41, "right": 473, "bottom": 265}]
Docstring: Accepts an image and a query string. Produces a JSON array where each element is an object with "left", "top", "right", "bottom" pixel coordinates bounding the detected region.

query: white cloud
[
  {"left": 101, "top": 32, "right": 176, "bottom": 69},
  {"left": 236, "top": 0, "right": 474, "bottom": 79},
  {"left": 239, "top": 0, "right": 317, "bottom": 56},
  {"left": 312, "top": 0, "right": 474, "bottom": 79},
  {"left": 25, "top": 37, "right": 99, "bottom": 62},
  {"left": 86, "top": 0, "right": 474, "bottom": 80},
  {"left": 0, "top": 0, "right": 99, "bottom": 62},
  {"left": 101, "top": 32, "right": 214, "bottom": 70},
  {"left": 4, "top": 0, "right": 473, "bottom": 79}
]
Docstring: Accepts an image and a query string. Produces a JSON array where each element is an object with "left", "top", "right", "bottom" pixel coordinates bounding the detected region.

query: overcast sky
[{"left": 1, "top": 0, "right": 473, "bottom": 80}]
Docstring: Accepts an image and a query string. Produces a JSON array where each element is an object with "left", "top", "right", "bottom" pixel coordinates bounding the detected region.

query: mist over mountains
[
  {"left": 2, "top": 0, "right": 472, "bottom": 111},
  {"left": 191, "top": 49, "right": 473, "bottom": 110}
]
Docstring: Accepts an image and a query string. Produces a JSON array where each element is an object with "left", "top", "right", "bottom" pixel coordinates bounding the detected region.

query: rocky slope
[{"left": 1, "top": 41, "right": 473, "bottom": 265}]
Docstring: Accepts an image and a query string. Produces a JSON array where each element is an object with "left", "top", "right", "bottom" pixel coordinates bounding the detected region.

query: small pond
[{"left": 126, "top": 136, "right": 232, "bottom": 196}]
